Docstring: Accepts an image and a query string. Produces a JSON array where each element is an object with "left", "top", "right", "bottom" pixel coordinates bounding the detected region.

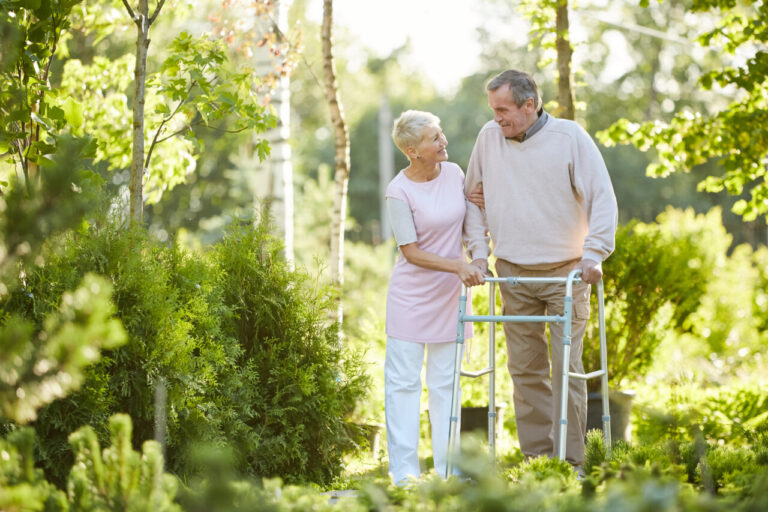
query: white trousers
[{"left": 385, "top": 336, "right": 460, "bottom": 484}]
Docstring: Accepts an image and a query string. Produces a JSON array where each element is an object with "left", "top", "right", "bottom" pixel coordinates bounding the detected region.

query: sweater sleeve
[
  {"left": 463, "top": 133, "right": 491, "bottom": 261},
  {"left": 572, "top": 127, "right": 618, "bottom": 262}
]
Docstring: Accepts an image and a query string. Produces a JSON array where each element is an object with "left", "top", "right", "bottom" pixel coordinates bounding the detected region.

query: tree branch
[
  {"left": 144, "top": 81, "right": 196, "bottom": 169},
  {"left": 121, "top": 0, "right": 139, "bottom": 22},
  {"left": 265, "top": 9, "right": 324, "bottom": 92},
  {"left": 155, "top": 122, "right": 248, "bottom": 145},
  {"left": 149, "top": 0, "right": 167, "bottom": 25}
]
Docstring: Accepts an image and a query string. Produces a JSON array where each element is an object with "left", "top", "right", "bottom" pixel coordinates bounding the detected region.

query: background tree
[
  {"left": 122, "top": 0, "right": 166, "bottom": 223},
  {"left": 0, "top": 0, "right": 84, "bottom": 186},
  {"left": 321, "top": 0, "right": 351, "bottom": 326},
  {"left": 0, "top": 3, "right": 127, "bottom": 425},
  {"left": 520, "top": 0, "right": 576, "bottom": 119},
  {"left": 598, "top": 0, "right": 768, "bottom": 228}
]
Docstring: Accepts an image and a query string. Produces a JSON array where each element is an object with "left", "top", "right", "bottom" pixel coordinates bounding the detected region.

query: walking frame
[{"left": 445, "top": 269, "right": 611, "bottom": 477}]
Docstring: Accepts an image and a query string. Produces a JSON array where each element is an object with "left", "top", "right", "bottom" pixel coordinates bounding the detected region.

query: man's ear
[{"left": 525, "top": 97, "right": 537, "bottom": 113}]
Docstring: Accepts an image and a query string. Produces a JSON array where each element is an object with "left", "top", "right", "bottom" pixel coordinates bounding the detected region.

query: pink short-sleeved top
[{"left": 385, "top": 161, "right": 472, "bottom": 343}]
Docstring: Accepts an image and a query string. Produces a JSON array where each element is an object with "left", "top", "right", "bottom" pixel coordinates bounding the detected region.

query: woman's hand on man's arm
[{"left": 466, "top": 182, "right": 485, "bottom": 210}]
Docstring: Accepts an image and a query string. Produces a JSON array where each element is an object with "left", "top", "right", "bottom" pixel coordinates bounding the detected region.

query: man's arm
[
  {"left": 573, "top": 127, "right": 618, "bottom": 284},
  {"left": 463, "top": 138, "right": 491, "bottom": 268}
]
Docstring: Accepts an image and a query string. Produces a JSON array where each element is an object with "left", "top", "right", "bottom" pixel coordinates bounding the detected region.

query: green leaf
[
  {"left": 154, "top": 103, "right": 171, "bottom": 116},
  {"left": 47, "top": 105, "right": 66, "bottom": 122},
  {"left": 30, "top": 112, "right": 53, "bottom": 131},
  {"left": 62, "top": 96, "right": 85, "bottom": 131}
]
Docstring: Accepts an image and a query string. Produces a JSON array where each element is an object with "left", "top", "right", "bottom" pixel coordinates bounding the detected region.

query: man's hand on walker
[
  {"left": 579, "top": 258, "right": 602, "bottom": 284},
  {"left": 466, "top": 183, "right": 485, "bottom": 210},
  {"left": 458, "top": 262, "right": 485, "bottom": 287}
]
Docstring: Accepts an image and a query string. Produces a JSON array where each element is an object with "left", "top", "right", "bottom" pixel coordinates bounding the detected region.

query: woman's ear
[{"left": 405, "top": 146, "right": 418, "bottom": 161}]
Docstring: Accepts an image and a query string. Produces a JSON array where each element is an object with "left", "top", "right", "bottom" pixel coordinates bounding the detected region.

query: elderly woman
[{"left": 384, "top": 110, "right": 484, "bottom": 484}]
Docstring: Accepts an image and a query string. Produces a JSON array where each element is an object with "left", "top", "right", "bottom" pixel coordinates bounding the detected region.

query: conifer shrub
[
  {"left": 67, "top": 413, "right": 181, "bottom": 511},
  {"left": 697, "top": 445, "right": 759, "bottom": 495},
  {"left": 2, "top": 214, "right": 368, "bottom": 486},
  {"left": 0, "top": 427, "right": 68, "bottom": 511},
  {"left": 211, "top": 218, "right": 369, "bottom": 483},
  {"left": 583, "top": 429, "right": 607, "bottom": 477}
]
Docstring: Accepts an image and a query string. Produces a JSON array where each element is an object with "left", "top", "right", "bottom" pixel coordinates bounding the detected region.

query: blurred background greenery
[{"left": 1, "top": 0, "right": 767, "bottom": 503}]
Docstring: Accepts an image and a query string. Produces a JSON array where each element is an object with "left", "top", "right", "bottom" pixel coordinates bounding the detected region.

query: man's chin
[{"left": 502, "top": 128, "right": 518, "bottom": 139}]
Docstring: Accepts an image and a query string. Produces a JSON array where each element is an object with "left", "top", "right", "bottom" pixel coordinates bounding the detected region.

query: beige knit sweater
[{"left": 463, "top": 116, "right": 618, "bottom": 266}]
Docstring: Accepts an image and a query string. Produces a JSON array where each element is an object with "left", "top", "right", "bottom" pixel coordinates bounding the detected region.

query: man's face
[{"left": 487, "top": 84, "right": 536, "bottom": 139}]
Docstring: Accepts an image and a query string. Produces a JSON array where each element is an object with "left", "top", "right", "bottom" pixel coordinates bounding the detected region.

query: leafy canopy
[{"left": 599, "top": 0, "right": 768, "bottom": 222}]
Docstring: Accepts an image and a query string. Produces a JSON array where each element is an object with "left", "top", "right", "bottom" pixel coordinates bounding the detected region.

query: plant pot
[
  {"left": 355, "top": 422, "right": 384, "bottom": 457},
  {"left": 460, "top": 404, "right": 507, "bottom": 436},
  {"left": 586, "top": 389, "right": 635, "bottom": 443}
]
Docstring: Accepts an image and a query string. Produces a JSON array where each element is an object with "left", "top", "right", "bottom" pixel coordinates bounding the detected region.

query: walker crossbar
[{"left": 445, "top": 269, "right": 612, "bottom": 478}]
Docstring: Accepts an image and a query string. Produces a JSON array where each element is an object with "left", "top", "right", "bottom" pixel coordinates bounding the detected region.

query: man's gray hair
[
  {"left": 487, "top": 70, "right": 542, "bottom": 110},
  {"left": 392, "top": 110, "right": 441, "bottom": 155}
]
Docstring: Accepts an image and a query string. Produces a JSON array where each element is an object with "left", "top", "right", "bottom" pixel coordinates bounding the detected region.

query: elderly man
[{"left": 464, "top": 69, "right": 618, "bottom": 469}]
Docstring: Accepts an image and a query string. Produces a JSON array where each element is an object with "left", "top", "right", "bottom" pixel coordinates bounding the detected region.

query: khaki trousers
[{"left": 495, "top": 258, "right": 590, "bottom": 466}]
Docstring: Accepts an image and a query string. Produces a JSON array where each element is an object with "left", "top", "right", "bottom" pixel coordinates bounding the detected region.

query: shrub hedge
[{"left": 0, "top": 214, "right": 368, "bottom": 486}]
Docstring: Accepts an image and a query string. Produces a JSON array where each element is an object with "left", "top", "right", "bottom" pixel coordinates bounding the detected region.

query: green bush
[
  {"left": 0, "top": 274, "right": 126, "bottom": 424},
  {"left": 698, "top": 445, "right": 759, "bottom": 495},
  {"left": 633, "top": 383, "right": 768, "bottom": 446},
  {"left": 585, "top": 207, "right": 725, "bottom": 390},
  {"left": 0, "top": 427, "right": 68, "bottom": 511},
  {"left": 2, "top": 213, "right": 368, "bottom": 486},
  {"left": 212, "top": 218, "right": 369, "bottom": 483},
  {"left": 753, "top": 246, "right": 768, "bottom": 334},
  {"left": 583, "top": 429, "right": 607, "bottom": 477},
  {"left": 67, "top": 414, "right": 181, "bottom": 511}
]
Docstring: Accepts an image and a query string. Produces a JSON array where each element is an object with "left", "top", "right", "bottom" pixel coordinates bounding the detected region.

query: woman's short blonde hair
[{"left": 392, "top": 110, "right": 441, "bottom": 155}]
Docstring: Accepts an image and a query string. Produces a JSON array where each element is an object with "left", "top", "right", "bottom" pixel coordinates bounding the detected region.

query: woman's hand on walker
[{"left": 458, "top": 262, "right": 485, "bottom": 287}]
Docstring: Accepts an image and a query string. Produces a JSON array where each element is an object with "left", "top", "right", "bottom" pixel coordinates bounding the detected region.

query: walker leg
[
  {"left": 488, "top": 282, "right": 496, "bottom": 462},
  {"left": 446, "top": 285, "right": 467, "bottom": 478},
  {"left": 557, "top": 339, "right": 571, "bottom": 460},
  {"left": 557, "top": 273, "right": 577, "bottom": 461},
  {"left": 597, "top": 281, "right": 612, "bottom": 454}
]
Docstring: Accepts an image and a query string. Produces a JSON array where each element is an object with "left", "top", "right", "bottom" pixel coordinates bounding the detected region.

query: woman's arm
[
  {"left": 387, "top": 196, "right": 484, "bottom": 286},
  {"left": 399, "top": 243, "right": 484, "bottom": 287}
]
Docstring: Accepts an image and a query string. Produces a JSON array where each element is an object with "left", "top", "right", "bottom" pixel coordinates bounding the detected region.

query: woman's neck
[{"left": 405, "top": 160, "right": 441, "bottom": 182}]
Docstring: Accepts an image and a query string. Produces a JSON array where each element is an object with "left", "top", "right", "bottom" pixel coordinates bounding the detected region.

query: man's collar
[{"left": 509, "top": 109, "right": 549, "bottom": 142}]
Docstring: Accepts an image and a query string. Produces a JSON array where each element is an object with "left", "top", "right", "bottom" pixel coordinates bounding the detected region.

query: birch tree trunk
[
  {"left": 555, "top": 0, "right": 575, "bottom": 121},
  {"left": 259, "top": 0, "right": 294, "bottom": 263},
  {"left": 322, "top": 0, "right": 351, "bottom": 327},
  {"left": 123, "top": 0, "right": 166, "bottom": 224}
]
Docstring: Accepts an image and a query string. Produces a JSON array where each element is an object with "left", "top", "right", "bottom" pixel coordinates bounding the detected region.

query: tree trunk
[
  {"left": 555, "top": 0, "right": 575, "bottom": 121},
  {"left": 128, "top": 0, "right": 150, "bottom": 224},
  {"left": 322, "top": 0, "right": 351, "bottom": 327},
  {"left": 260, "top": 0, "right": 294, "bottom": 263},
  {"left": 378, "top": 93, "right": 394, "bottom": 243}
]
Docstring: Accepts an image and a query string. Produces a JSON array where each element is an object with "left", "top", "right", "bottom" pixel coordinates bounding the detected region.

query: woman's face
[{"left": 413, "top": 124, "right": 448, "bottom": 163}]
